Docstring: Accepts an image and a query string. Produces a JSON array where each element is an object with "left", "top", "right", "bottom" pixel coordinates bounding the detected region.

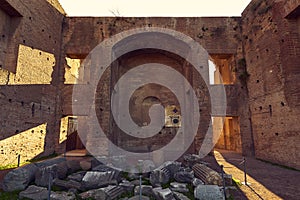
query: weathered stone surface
[
  {"left": 56, "top": 161, "right": 68, "bottom": 179},
  {"left": 150, "top": 167, "right": 171, "bottom": 186},
  {"left": 104, "top": 185, "right": 125, "bottom": 199},
  {"left": 128, "top": 195, "right": 150, "bottom": 200},
  {"left": 79, "top": 188, "right": 107, "bottom": 200},
  {"left": 134, "top": 185, "right": 154, "bottom": 197},
  {"left": 82, "top": 171, "right": 118, "bottom": 190},
  {"left": 92, "top": 156, "right": 109, "bottom": 167},
  {"left": 111, "top": 155, "right": 127, "bottom": 169},
  {"left": 194, "top": 185, "right": 225, "bottom": 200},
  {"left": 192, "top": 178, "right": 204, "bottom": 187},
  {"left": 66, "top": 160, "right": 81, "bottom": 174},
  {"left": 3, "top": 163, "right": 38, "bottom": 191},
  {"left": 224, "top": 174, "right": 233, "bottom": 186},
  {"left": 119, "top": 180, "right": 135, "bottom": 192},
  {"left": 173, "top": 191, "right": 190, "bottom": 200},
  {"left": 91, "top": 157, "right": 105, "bottom": 169},
  {"left": 170, "top": 182, "right": 189, "bottom": 193},
  {"left": 34, "top": 158, "right": 66, "bottom": 168},
  {"left": 92, "top": 164, "right": 115, "bottom": 172},
  {"left": 183, "top": 154, "right": 202, "bottom": 167},
  {"left": 19, "top": 185, "right": 48, "bottom": 200},
  {"left": 80, "top": 160, "right": 91, "bottom": 171},
  {"left": 127, "top": 172, "right": 140, "bottom": 180},
  {"left": 192, "top": 164, "right": 222, "bottom": 186},
  {"left": 137, "top": 160, "right": 156, "bottom": 173},
  {"left": 53, "top": 178, "right": 82, "bottom": 191},
  {"left": 153, "top": 187, "right": 175, "bottom": 200},
  {"left": 67, "top": 171, "right": 86, "bottom": 182},
  {"left": 174, "top": 170, "right": 194, "bottom": 183},
  {"left": 68, "top": 188, "right": 78, "bottom": 194},
  {"left": 79, "top": 185, "right": 124, "bottom": 200},
  {"left": 161, "top": 161, "right": 181, "bottom": 177},
  {"left": 130, "top": 179, "right": 142, "bottom": 186},
  {"left": 35, "top": 164, "right": 58, "bottom": 187},
  {"left": 50, "top": 191, "right": 76, "bottom": 200}
]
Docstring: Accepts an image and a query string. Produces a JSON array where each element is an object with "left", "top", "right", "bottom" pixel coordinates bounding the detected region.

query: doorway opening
[
  {"left": 213, "top": 116, "right": 242, "bottom": 152},
  {"left": 63, "top": 116, "right": 85, "bottom": 152}
]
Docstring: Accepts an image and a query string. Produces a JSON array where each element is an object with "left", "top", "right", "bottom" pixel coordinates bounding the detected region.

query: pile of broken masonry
[{"left": 1, "top": 154, "right": 233, "bottom": 200}]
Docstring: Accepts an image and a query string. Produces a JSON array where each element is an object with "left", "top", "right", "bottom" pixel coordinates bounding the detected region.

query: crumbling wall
[
  {"left": 62, "top": 17, "right": 253, "bottom": 156},
  {"left": 5, "top": 0, "right": 299, "bottom": 169},
  {"left": 0, "top": 0, "right": 64, "bottom": 166},
  {"left": 242, "top": 0, "right": 300, "bottom": 169}
]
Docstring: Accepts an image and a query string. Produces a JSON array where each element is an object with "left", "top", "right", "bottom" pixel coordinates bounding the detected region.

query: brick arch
[{"left": 109, "top": 27, "right": 196, "bottom": 54}]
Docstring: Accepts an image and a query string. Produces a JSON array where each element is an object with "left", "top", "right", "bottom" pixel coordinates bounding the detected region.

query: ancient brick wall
[
  {"left": 0, "top": 0, "right": 64, "bottom": 165},
  {"left": 242, "top": 0, "right": 300, "bottom": 169},
  {"left": 2, "top": 0, "right": 298, "bottom": 170},
  {"left": 61, "top": 17, "right": 253, "bottom": 156}
]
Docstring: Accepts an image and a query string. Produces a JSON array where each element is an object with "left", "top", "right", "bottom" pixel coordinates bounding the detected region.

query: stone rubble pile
[{"left": 2, "top": 154, "right": 231, "bottom": 199}]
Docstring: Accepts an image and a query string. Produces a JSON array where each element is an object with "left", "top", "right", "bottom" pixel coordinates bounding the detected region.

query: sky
[{"left": 59, "top": 0, "right": 251, "bottom": 17}]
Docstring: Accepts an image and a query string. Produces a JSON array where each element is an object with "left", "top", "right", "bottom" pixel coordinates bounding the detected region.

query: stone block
[
  {"left": 53, "top": 178, "right": 82, "bottom": 191},
  {"left": 3, "top": 163, "right": 38, "bottom": 191},
  {"left": 134, "top": 185, "right": 154, "bottom": 197},
  {"left": 153, "top": 187, "right": 174, "bottom": 200},
  {"left": 50, "top": 191, "right": 76, "bottom": 200},
  {"left": 82, "top": 171, "right": 118, "bottom": 190},
  {"left": 170, "top": 182, "right": 189, "bottom": 193},
  {"left": 194, "top": 185, "right": 225, "bottom": 200},
  {"left": 150, "top": 167, "right": 171, "bottom": 186},
  {"left": 35, "top": 164, "right": 58, "bottom": 187},
  {"left": 19, "top": 185, "right": 48, "bottom": 200},
  {"left": 174, "top": 169, "right": 194, "bottom": 183}
]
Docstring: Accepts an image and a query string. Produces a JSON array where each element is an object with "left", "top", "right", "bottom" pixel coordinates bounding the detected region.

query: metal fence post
[
  {"left": 48, "top": 171, "right": 52, "bottom": 200},
  {"left": 243, "top": 157, "right": 247, "bottom": 185},
  {"left": 17, "top": 154, "right": 21, "bottom": 167},
  {"left": 220, "top": 165, "right": 227, "bottom": 199},
  {"left": 139, "top": 175, "right": 142, "bottom": 200}
]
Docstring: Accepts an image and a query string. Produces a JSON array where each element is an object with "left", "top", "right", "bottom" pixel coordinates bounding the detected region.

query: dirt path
[{"left": 214, "top": 149, "right": 300, "bottom": 200}]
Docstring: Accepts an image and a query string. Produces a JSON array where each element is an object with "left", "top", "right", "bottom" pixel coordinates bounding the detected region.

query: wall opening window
[
  {"left": 64, "top": 55, "right": 89, "bottom": 84},
  {"left": 212, "top": 116, "right": 242, "bottom": 152},
  {"left": 209, "top": 54, "right": 236, "bottom": 85},
  {"left": 60, "top": 116, "right": 85, "bottom": 152}
]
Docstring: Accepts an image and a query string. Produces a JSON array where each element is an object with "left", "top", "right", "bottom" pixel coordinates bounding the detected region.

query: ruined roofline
[
  {"left": 65, "top": 16, "right": 242, "bottom": 19},
  {"left": 47, "top": 0, "right": 66, "bottom": 15}
]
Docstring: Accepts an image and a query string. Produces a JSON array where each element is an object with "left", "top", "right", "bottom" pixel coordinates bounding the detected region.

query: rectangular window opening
[
  {"left": 209, "top": 54, "right": 236, "bottom": 85},
  {"left": 64, "top": 54, "right": 89, "bottom": 84},
  {"left": 212, "top": 116, "right": 242, "bottom": 153}
]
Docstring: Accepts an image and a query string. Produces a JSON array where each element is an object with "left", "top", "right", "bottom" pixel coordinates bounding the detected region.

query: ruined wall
[
  {"left": 62, "top": 17, "right": 253, "bottom": 156},
  {"left": 3, "top": 0, "right": 298, "bottom": 169},
  {"left": 0, "top": 0, "right": 64, "bottom": 165},
  {"left": 242, "top": 0, "right": 300, "bottom": 169},
  {"left": 109, "top": 51, "right": 185, "bottom": 153},
  {"left": 46, "top": 0, "right": 66, "bottom": 15}
]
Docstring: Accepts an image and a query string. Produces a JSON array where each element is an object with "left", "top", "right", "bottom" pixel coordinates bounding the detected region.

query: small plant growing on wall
[
  {"left": 237, "top": 58, "right": 250, "bottom": 86},
  {"left": 239, "top": 71, "right": 250, "bottom": 86}
]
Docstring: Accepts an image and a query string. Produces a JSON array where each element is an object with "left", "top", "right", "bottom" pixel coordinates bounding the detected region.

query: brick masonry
[
  {"left": 242, "top": 0, "right": 300, "bottom": 169},
  {"left": 0, "top": 0, "right": 299, "bottom": 169}
]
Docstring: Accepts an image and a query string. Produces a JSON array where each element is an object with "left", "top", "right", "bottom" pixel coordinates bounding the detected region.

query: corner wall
[
  {"left": 242, "top": 0, "right": 300, "bottom": 169},
  {"left": 62, "top": 17, "right": 254, "bottom": 157},
  {"left": 0, "top": 0, "right": 65, "bottom": 165}
]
